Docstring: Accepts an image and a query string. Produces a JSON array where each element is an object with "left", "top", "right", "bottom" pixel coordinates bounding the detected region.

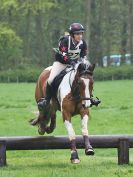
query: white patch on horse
[
  {"left": 57, "top": 68, "right": 76, "bottom": 111},
  {"left": 81, "top": 78, "right": 91, "bottom": 107},
  {"left": 64, "top": 120, "right": 76, "bottom": 140},
  {"left": 81, "top": 114, "right": 89, "bottom": 136},
  {"left": 45, "top": 66, "right": 52, "bottom": 71}
]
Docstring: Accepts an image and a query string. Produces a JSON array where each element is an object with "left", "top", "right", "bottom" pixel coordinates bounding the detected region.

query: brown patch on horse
[
  {"left": 35, "top": 69, "right": 51, "bottom": 102},
  {"left": 62, "top": 91, "right": 89, "bottom": 121},
  {"left": 30, "top": 68, "right": 52, "bottom": 127},
  {"left": 62, "top": 64, "right": 95, "bottom": 121},
  {"left": 62, "top": 93, "right": 74, "bottom": 121},
  {"left": 80, "top": 107, "right": 89, "bottom": 117}
]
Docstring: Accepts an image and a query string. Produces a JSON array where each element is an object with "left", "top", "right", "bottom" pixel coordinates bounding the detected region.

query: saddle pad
[{"left": 51, "top": 68, "right": 68, "bottom": 96}]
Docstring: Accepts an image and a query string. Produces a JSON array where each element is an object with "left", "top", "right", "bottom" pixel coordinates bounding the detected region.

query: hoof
[
  {"left": 85, "top": 148, "right": 95, "bottom": 156},
  {"left": 71, "top": 159, "right": 80, "bottom": 164},
  {"left": 70, "top": 150, "right": 80, "bottom": 164},
  {"left": 45, "top": 127, "right": 53, "bottom": 134},
  {"left": 38, "top": 128, "right": 45, "bottom": 135}
]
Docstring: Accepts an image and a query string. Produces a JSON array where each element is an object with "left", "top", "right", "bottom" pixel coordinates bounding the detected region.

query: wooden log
[
  {"left": 0, "top": 141, "right": 6, "bottom": 166},
  {"left": 118, "top": 138, "right": 129, "bottom": 165},
  {"left": 0, "top": 135, "right": 133, "bottom": 150},
  {"left": 0, "top": 135, "right": 133, "bottom": 166}
]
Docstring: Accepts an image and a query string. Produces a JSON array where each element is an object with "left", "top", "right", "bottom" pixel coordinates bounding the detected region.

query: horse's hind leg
[
  {"left": 29, "top": 113, "right": 46, "bottom": 135},
  {"left": 45, "top": 114, "right": 56, "bottom": 134},
  {"left": 37, "top": 113, "right": 47, "bottom": 135},
  {"left": 81, "top": 114, "right": 94, "bottom": 156}
]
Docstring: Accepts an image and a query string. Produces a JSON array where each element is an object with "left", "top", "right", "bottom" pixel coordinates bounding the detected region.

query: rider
[{"left": 38, "top": 22, "right": 90, "bottom": 111}]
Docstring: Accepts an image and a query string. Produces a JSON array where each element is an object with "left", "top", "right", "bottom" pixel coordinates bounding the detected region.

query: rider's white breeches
[{"left": 47, "top": 61, "right": 67, "bottom": 85}]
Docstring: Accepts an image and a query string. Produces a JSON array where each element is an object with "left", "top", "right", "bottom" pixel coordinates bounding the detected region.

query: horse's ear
[
  {"left": 92, "top": 63, "right": 95, "bottom": 71},
  {"left": 78, "top": 63, "right": 85, "bottom": 72},
  {"left": 88, "top": 63, "right": 95, "bottom": 72}
]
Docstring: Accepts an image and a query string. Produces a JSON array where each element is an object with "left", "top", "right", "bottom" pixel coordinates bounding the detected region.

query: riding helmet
[{"left": 69, "top": 23, "right": 85, "bottom": 34}]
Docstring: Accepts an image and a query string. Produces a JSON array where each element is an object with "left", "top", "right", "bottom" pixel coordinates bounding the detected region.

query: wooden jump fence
[{"left": 0, "top": 135, "right": 133, "bottom": 166}]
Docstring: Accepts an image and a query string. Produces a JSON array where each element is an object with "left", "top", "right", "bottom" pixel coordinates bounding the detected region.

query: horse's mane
[{"left": 74, "top": 62, "right": 95, "bottom": 77}]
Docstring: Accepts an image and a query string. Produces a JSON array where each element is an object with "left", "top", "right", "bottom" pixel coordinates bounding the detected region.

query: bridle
[
  {"left": 69, "top": 64, "right": 101, "bottom": 107},
  {"left": 70, "top": 67, "right": 93, "bottom": 101}
]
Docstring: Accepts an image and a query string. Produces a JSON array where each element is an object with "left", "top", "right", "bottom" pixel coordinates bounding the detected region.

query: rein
[
  {"left": 69, "top": 67, "right": 93, "bottom": 102},
  {"left": 67, "top": 63, "right": 101, "bottom": 107},
  {"left": 70, "top": 95, "right": 93, "bottom": 102},
  {"left": 69, "top": 67, "right": 75, "bottom": 90}
]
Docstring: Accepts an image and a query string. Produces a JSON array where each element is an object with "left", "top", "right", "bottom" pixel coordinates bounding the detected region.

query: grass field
[{"left": 0, "top": 80, "right": 133, "bottom": 177}]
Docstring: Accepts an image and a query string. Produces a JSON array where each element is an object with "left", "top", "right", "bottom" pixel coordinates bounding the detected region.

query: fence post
[
  {"left": 118, "top": 138, "right": 129, "bottom": 165},
  {"left": 0, "top": 141, "right": 6, "bottom": 167}
]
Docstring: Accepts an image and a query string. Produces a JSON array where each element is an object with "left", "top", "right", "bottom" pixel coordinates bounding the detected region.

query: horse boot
[{"left": 37, "top": 83, "right": 52, "bottom": 113}]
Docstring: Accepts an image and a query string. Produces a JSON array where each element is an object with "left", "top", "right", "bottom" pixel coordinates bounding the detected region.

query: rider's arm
[
  {"left": 80, "top": 40, "right": 87, "bottom": 59},
  {"left": 80, "top": 40, "right": 90, "bottom": 65},
  {"left": 55, "top": 37, "right": 72, "bottom": 64}
]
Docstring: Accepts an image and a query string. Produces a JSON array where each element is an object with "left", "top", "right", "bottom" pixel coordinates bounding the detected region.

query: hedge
[
  {"left": 0, "top": 64, "right": 43, "bottom": 83},
  {"left": 94, "top": 65, "right": 133, "bottom": 81},
  {"left": 0, "top": 64, "right": 133, "bottom": 83}
]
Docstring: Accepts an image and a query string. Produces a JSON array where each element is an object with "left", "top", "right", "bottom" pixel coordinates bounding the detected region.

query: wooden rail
[{"left": 0, "top": 135, "right": 133, "bottom": 166}]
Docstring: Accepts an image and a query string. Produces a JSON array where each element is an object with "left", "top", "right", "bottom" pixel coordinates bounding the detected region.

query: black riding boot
[{"left": 37, "top": 83, "right": 52, "bottom": 112}]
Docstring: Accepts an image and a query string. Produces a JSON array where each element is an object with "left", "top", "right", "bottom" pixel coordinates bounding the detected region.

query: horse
[{"left": 30, "top": 61, "right": 100, "bottom": 164}]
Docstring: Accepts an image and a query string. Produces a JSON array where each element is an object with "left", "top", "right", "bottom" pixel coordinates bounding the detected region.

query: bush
[
  {"left": 0, "top": 64, "right": 133, "bottom": 83},
  {"left": 0, "top": 64, "right": 43, "bottom": 83},
  {"left": 94, "top": 65, "right": 133, "bottom": 81}
]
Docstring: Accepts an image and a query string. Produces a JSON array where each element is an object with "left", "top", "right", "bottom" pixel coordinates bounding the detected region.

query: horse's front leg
[
  {"left": 81, "top": 111, "right": 94, "bottom": 156},
  {"left": 63, "top": 111, "right": 80, "bottom": 164}
]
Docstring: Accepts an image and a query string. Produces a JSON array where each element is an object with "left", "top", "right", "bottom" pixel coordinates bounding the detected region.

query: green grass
[{"left": 0, "top": 80, "right": 133, "bottom": 177}]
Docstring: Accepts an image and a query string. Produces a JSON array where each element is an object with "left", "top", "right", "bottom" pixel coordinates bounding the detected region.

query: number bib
[{"left": 68, "top": 36, "right": 82, "bottom": 60}]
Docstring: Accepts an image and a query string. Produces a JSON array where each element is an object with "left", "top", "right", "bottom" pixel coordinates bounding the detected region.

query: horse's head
[{"left": 72, "top": 63, "right": 95, "bottom": 108}]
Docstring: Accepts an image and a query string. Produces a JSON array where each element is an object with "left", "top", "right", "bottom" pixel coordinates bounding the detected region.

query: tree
[
  {"left": 129, "top": 0, "right": 133, "bottom": 63},
  {"left": 119, "top": 0, "right": 128, "bottom": 64},
  {"left": 0, "top": 24, "right": 22, "bottom": 70},
  {"left": 84, "top": 0, "right": 91, "bottom": 58},
  {"left": 0, "top": 0, "right": 133, "bottom": 69}
]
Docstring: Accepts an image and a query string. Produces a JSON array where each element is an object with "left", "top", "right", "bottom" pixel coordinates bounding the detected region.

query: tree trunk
[
  {"left": 120, "top": 0, "right": 128, "bottom": 64},
  {"left": 97, "top": 1, "right": 104, "bottom": 66},
  {"left": 24, "top": 9, "right": 31, "bottom": 59},
  {"left": 85, "top": 0, "right": 91, "bottom": 58},
  {"left": 35, "top": 9, "right": 45, "bottom": 66},
  {"left": 121, "top": 23, "right": 127, "bottom": 64},
  {"left": 129, "top": 0, "right": 133, "bottom": 64},
  {"left": 104, "top": 0, "right": 111, "bottom": 66}
]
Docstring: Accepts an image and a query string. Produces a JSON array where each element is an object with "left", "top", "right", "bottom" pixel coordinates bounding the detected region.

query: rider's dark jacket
[{"left": 55, "top": 35, "right": 87, "bottom": 64}]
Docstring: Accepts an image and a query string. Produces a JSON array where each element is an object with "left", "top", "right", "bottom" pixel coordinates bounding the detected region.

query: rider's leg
[
  {"left": 38, "top": 61, "right": 67, "bottom": 111},
  {"left": 37, "top": 82, "right": 52, "bottom": 111},
  {"left": 48, "top": 61, "right": 67, "bottom": 85}
]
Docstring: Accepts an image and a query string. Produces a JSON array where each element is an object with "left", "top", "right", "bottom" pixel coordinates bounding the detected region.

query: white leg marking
[
  {"left": 64, "top": 120, "right": 76, "bottom": 141},
  {"left": 81, "top": 115, "right": 89, "bottom": 136}
]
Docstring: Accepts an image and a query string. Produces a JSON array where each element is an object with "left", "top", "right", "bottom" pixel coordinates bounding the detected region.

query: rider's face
[{"left": 73, "top": 33, "right": 83, "bottom": 42}]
